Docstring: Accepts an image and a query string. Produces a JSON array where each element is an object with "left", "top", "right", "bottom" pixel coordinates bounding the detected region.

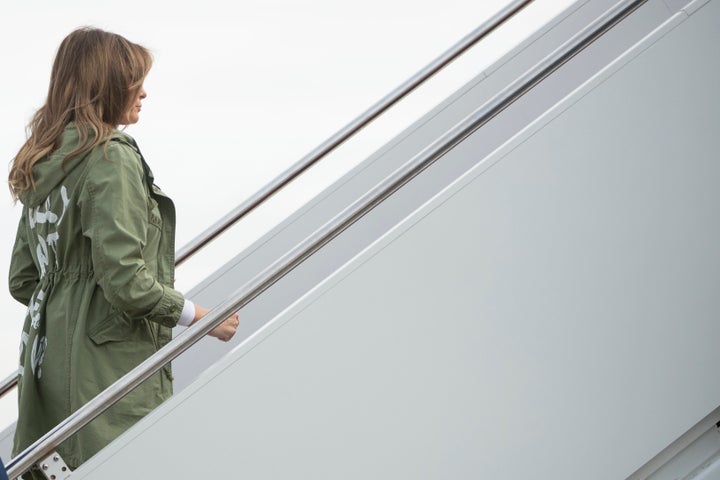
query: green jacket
[{"left": 9, "top": 124, "right": 185, "bottom": 468}]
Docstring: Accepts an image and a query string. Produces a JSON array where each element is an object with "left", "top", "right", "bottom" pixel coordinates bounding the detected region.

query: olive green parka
[{"left": 9, "top": 124, "right": 185, "bottom": 469}]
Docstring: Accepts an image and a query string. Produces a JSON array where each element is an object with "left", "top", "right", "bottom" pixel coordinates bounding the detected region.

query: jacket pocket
[
  {"left": 148, "top": 197, "right": 162, "bottom": 228},
  {"left": 87, "top": 311, "right": 135, "bottom": 345},
  {"left": 145, "top": 320, "right": 160, "bottom": 351}
]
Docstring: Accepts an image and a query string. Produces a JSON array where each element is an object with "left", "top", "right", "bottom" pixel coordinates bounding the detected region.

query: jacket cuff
[
  {"left": 149, "top": 286, "right": 185, "bottom": 327},
  {"left": 178, "top": 299, "right": 195, "bottom": 327}
]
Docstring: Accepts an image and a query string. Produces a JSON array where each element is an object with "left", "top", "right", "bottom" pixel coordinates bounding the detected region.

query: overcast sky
[{"left": 0, "top": 0, "right": 575, "bottom": 434}]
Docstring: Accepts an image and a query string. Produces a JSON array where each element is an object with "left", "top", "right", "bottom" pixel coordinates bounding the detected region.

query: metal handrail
[
  {"left": 0, "top": 373, "right": 16, "bottom": 399},
  {"left": 0, "top": 0, "right": 532, "bottom": 406},
  {"left": 6, "top": 1, "right": 649, "bottom": 477}
]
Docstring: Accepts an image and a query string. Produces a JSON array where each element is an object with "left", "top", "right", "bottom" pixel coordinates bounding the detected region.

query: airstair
[{"left": 2, "top": 0, "right": 720, "bottom": 478}]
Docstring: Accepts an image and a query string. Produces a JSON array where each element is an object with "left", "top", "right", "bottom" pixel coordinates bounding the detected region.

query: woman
[{"left": 7, "top": 27, "right": 239, "bottom": 474}]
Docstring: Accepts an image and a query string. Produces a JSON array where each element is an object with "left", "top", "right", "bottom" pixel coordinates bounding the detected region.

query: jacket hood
[{"left": 20, "top": 124, "right": 136, "bottom": 208}]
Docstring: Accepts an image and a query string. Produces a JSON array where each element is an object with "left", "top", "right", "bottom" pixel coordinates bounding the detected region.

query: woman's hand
[{"left": 192, "top": 305, "right": 240, "bottom": 342}]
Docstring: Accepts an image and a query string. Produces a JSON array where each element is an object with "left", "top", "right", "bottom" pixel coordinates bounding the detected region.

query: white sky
[{"left": 0, "top": 0, "right": 575, "bottom": 435}]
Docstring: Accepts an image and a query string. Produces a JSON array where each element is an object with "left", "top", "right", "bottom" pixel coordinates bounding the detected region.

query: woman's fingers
[{"left": 210, "top": 314, "right": 240, "bottom": 342}]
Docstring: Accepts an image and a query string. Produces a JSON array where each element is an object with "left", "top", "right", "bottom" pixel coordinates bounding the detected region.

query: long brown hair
[{"left": 8, "top": 27, "right": 153, "bottom": 201}]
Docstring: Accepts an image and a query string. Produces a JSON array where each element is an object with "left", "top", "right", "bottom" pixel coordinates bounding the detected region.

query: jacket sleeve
[
  {"left": 8, "top": 211, "right": 39, "bottom": 306},
  {"left": 79, "top": 142, "right": 184, "bottom": 327}
]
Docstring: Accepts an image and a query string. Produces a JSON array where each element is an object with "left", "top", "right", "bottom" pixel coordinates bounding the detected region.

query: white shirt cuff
[{"left": 178, "top": 299, "right": 195, "bottom": 327}]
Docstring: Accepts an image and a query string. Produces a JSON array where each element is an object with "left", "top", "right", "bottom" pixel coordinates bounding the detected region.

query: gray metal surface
[
  {"left": 0, "top": 375, "right": 15, "bottom": 463},
  {"left": 0, "top": 425, "right": 11, "bottom": 474},
  {"left": 71, "top": 0, "right": 720, "bottom": 478},
  {"left": 633, "top": 408, "right": 720, "bottom": 479},
  {"left": 171, "top": 0, "right": 685, "bottom": 393}
]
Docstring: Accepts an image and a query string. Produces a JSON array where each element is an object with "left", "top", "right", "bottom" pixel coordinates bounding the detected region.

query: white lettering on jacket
[
  {"left": 30, "top": 335, "right": 48, "bottom": 379},
  {"left": 18, "top": 332, "right": 29, "bottom": 377},
  {"left": 29, "top": 289, "right": 45, "bottom": 331},
  {"left": 21, "top": 185, "right": 68, "bottom": 381},
  {"left": 28, "top": 185, "right": 69, "bottom": 280}
]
